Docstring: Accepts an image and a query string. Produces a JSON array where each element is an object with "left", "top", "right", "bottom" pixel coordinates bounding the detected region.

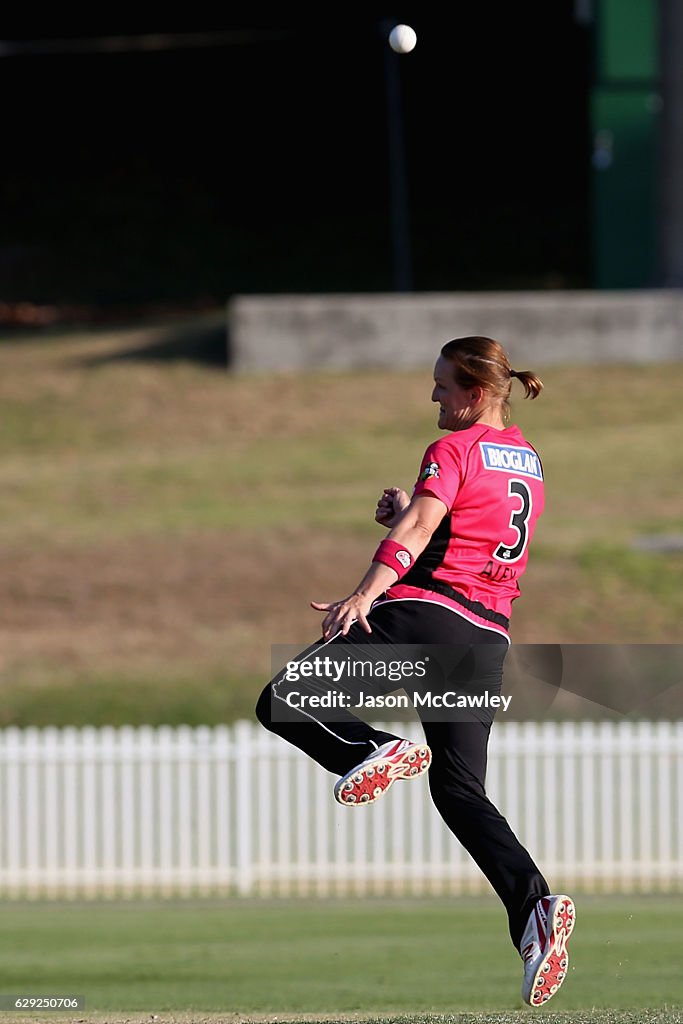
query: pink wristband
[{"left": 372, "top": 539, "right": 414, "bottom": 579}]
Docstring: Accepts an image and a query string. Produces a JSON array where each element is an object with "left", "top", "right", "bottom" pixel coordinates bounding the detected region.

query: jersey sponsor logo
[
  {"left": 419, "top": 461, "right": 440, "bottom": 481},
  {"left": 479, "top": 442, "right": 543, "bottom": 480},
  {"left": 395, "top": 549, "right": 412, "bottom": 568}
]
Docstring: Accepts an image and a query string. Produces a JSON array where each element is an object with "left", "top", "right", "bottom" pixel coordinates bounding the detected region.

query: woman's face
[{"left": 431, "top": 356, "right": 480, "bottom": 431}]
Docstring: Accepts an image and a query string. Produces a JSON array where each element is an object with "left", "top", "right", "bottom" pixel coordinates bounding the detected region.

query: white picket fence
[{"left": 0, "top": 721, "right": 682, "bottom": 897}]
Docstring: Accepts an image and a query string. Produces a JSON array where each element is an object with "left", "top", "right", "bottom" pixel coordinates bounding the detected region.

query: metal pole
[
  {"left": 659, "top": 0, "right": 683, "bottom": 285},
  {"left": 381, "top": 18, "right": 413, "bottom": 292}
]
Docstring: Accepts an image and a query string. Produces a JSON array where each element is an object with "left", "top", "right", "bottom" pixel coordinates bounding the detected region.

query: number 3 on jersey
[{"left": 493, "top": 479, "right": 532, "bottom": 563}]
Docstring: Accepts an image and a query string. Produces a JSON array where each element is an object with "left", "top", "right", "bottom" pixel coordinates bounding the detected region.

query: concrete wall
[{"left": 228, "top": 290, "right": 683, "bottom": 372}]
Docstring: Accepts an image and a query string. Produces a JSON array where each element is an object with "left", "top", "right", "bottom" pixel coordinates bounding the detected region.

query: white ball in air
[{"left": 388, "top": 24, "right": 417, "bottom": 54}]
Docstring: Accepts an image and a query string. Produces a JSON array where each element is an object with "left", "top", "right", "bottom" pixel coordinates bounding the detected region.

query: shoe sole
[
  {"left": 334, "top": 743, "right": 432, "bottom": 806},
  {"left": 528, "top": 895, "right": 576, "bottom": 1006}
]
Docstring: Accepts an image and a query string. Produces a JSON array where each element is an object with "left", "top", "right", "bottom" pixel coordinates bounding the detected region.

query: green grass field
[
  {"left": 0, "top": 321, "right": 682, "bottom": 725},
  {"left": 0, "top": 896, "right": 681, "bottom": 1021}
]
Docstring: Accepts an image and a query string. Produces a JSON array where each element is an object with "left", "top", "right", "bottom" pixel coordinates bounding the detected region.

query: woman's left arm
[{"left": 311, "top": 494, "right": 447, "bottom": 639}]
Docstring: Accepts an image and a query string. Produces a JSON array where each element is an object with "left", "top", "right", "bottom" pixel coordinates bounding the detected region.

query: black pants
[{"left": 255, "top": 596, "right": 549, "bottom": 949}]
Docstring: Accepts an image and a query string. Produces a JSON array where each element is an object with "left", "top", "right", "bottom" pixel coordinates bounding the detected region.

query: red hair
[{"left": 440, "top": 336, "right": 543, "bottom": 418}]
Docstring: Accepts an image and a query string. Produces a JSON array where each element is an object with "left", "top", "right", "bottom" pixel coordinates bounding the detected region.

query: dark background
[{"left": 1, "top": 8, "right": 592, "bottom": 309}]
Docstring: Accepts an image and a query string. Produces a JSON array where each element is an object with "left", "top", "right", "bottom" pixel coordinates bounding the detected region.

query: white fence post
[{"left": 233, "top": 721, "right": 253, "bottom": 895}]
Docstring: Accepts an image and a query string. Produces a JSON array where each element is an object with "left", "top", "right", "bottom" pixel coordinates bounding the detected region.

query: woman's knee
[
  {"left": 427, "top": 759, "right": 487, "bottom": 812},
  {"left": 255, "top": 683, "right": 275, "bottom": 730}
]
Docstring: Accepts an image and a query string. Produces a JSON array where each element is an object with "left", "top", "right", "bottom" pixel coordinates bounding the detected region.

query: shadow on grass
[{"left": 75, "top": 315, "right": 232, "bottom": 368}]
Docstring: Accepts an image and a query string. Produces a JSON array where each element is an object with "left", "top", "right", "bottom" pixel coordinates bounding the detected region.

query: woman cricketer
[{"left": 256, "top": 335, "right": 575, "bottom": 1007}]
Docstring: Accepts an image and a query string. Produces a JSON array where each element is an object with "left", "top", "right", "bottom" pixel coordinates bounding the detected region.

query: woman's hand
[
  {"left": 375, "top": 487, "right": 410, "bottom": 528},
  {"left": 310, "top": 593, "right": 374, "bottom": 640},
  {"left": 311, "top": 494, "right": 446, "bottom": 642}
]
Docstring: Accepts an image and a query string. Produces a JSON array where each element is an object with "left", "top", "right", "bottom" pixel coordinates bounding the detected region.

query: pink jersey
[{"left": 387, "top": 423, "right": 544, "bottom": 629}]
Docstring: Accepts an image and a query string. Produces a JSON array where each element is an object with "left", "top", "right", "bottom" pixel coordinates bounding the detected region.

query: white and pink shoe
[
  {"left": 520, "top": 894, "right": 576, "bottom": 1006},
  {"left": 334, "top": 738, "right": 432, "bottom": 806}
]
